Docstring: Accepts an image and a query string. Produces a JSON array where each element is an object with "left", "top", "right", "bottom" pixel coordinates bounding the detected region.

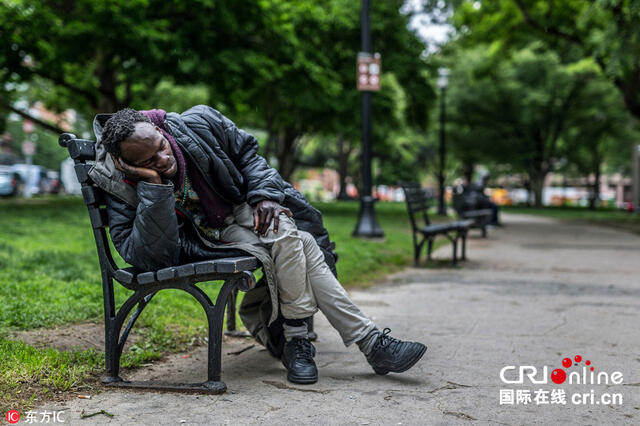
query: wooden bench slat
[
  {"left": 216, "top": 257, "right": 260, "bottom": 273},
  {"left": 420, "top": 223, "right": 459, "bottom": 234},
  {"left": 157, "top": 267, "right": 177, "bottom": 281},
  {"left": 176, "top": 263, "right": 195, "bottom": 278},
  {"left": 194, "top": 260, "right": 217, "bottom": 274},
  {"left": 136, "top": 271, "right": 156, "bottom": 285},
  {"left": 114, "top": 268, "right": 135, "bottom": 285}
]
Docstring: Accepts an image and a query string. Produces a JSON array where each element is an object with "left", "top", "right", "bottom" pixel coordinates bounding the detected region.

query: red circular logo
[
  {"left": 551, "top": 369, "right": 567, "bottom": 384},
  {"left": 6, "top": 410, "right": 20, "bottom": 424}
]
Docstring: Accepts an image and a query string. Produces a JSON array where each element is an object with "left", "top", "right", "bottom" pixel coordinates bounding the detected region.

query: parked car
[
  {"left": 11, "top": 164, "right": 50, "bottom": 196},
  {"left": 45, "top": 170, "right": 62, "bottom": 194},
  {"left": 0, "top": 165, "right": 24, "bottom": 197}
]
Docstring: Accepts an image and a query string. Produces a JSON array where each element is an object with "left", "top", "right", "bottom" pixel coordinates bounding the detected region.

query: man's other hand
[
  {"left": 112, "top": 154, "right": 162, "bottom": 184},
  {"left": 253, "top": 200, "right": 293, "bottom": 235}
]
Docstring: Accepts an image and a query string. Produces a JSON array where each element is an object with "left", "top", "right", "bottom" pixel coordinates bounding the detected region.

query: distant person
[
  {"left": 91, "top": 106, "right": 426, "bottom": 385},
  {"left": 476, "top": 173, "right": 500, "bottom": 226}
]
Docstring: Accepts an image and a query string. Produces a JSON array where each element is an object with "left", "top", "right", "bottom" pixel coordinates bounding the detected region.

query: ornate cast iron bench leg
[
  {"left": 224, "top": 288, "right": 251, "bottom": 338},
  {"left": 461, "top": 229, "right": 468, "bottom": 260},
  {"left": 102, "top": 272, "right": 255, "bottom": 393}
]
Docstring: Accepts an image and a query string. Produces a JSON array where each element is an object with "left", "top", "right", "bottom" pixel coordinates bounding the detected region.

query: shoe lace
[
  {"left": 373, "top": 328, "right": 402, "bottom": 355},
  {"left": 294, "top": 339, "right": 314, "bottom": 360}
]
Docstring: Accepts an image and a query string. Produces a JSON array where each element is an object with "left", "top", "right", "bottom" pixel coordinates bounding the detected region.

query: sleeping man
[{"left": 92, "top": 106, "right": 426, "bottom": 384}]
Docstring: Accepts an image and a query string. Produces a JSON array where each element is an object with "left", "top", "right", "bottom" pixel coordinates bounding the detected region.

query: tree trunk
[
  {"left": 337, "top": 135, "right": 354, "bottom": 200},
  {"left": 562, "top": 173, "right": 568, "bottom": 207},
  {"left": 95, "top": 49, "right": 118, "bottom": 112},
  {"left": 263, "top": 132, "right": 277, "bottom": 165},
  {"left": 589, "top": 162, "right": 601, "bottom": 210},
  {"left": 522, "top": 178, "right": 533, "bottom": 207},
  {"left": 275, "top": 130, "right": 300, "bottom": 182},
  {"left": 463, "top": 162, "right": 474, "bottom": 185},
  {"left": 531, "top": 172, "right": 547, "bottom": 208}
]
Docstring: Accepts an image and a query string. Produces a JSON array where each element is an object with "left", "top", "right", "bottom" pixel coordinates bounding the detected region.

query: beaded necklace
[{"left": 180, "top": 173, "right": 189, "bottom": 207}]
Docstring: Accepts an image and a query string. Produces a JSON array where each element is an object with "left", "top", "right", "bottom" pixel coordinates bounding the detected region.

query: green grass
[
  {"left": 317, "top": 201, "right": 416, "bottom": 286},
  {"left": 0, "top": 196, "right": 443, "bottom": 411},
  {"left": 502, "top": 205, "right": 640, "bottom": 233},
  {"left": 0, "top": 339, "right": 103, "bottom": 412}
]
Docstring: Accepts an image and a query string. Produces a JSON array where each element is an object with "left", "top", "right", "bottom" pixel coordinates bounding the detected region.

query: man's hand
[
  {"left": 253, "top": 200, "right": 293, "bottom": 235},
  {"left": 112, "top": 154, "right": 162, "bottom": 184}
]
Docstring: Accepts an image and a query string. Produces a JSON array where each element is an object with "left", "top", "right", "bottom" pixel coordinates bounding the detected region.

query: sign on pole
[
  {"left": 22, "top": 140, "right": 35, "bottom": 156},
  {"left": 357, "top": 52, "right": 381, "bottom": 91},
  {"left": 22, "top": 119, "right": 35, "bottom": 134}
]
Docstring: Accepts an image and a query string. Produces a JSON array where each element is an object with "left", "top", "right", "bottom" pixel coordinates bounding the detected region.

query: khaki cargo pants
[{"left": 221, "top": 203, "right": 376, "bottom": 346}]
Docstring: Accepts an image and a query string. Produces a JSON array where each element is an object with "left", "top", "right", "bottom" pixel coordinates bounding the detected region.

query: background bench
[
  {"left": 452, "top": 186, "right": 492, "bottom": 238},
  {"left": 59, "top": 132, "right": 261, "bottom": 394},
  {"left": 401, "top": 183, "right": 472, "bottom": 266}
]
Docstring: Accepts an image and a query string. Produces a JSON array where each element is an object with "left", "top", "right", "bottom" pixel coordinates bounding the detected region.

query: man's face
[{"left": 119, "top": 122, "right": 177, "bottom": 178}]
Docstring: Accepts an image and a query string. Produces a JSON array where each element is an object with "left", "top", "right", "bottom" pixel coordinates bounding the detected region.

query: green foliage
[
  {"left": 1, "top": 0, "right": 433, "bottom": 184},
  {"left": 438, "top": 38, "right": 636, "bottom": 205},
  {"left": 136, "top": 81, "right": 210, "bottom": 116},
  {"left": 443, "top": 0, "right": 640, "bottom": 118}
]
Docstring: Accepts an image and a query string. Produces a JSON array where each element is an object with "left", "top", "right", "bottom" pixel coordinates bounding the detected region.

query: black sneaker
[
  {"left": 282, "top": 337, "right": 318, "bottom": 384},
  {"left": 365, "top": 328, "right": 427, "bottom": 375}
]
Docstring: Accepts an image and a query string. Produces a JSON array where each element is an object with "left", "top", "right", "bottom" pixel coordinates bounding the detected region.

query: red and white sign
[
  {"left": 22, "top": 119, "right": 35, "bottom": 134},
  {"left": 357, "top": 52, "right": 381, "bottom": 91},
  {"left": 22, "top": 140, "right": 35, "bottom": 156}
]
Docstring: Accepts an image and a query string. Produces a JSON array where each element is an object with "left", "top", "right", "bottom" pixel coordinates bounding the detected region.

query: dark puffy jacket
[{"left": 103, "top": 105, "right": 336, "bottom": 273}]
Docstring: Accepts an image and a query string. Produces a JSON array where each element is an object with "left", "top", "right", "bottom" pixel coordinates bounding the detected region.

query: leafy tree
[
  {"left": 562, "top": 78, "right": 635, "bottom": 209},
  {"left": 1, "top": 0, "right": 184, "bottom": 115},
  {"left": 1, "top": 0, "right": 433, "bottom": 184},
  {"left": 205, "top": 0, "right": 434, "bottom": 182},
  {"left": 425, "top": 0, "right": 640, "bottom": 120},
  {"left": 444, "top": 44, "right": 628, "bottom": 206}
]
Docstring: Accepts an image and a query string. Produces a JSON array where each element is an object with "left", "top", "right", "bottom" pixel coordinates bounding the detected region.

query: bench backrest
[
  {"left": 58, "top": 133, "right": 127, "bottom": 288},
  {"left": 400, "top": 182, "right": 433, "bottom": 231},
  {"left": 452, "top": 184, "right": 487, "bottom": 215}
]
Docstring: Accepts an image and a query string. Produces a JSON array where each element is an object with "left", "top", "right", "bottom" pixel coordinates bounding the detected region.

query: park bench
[
  {"left": 59, "top": 132, "right": 263, "bottom": 394},
  {"left": 452, "top": 185, "right": 492, "bottom": 238},
  {"left": 401, "top": 183, "right": 472, "bottom": 266}
]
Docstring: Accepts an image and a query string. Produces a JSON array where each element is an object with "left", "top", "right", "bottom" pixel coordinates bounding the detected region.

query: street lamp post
[
  {"left": 633, "top": 144, "right": 640, "bottom": 213},
  {"left": 353, "top": 0, "right": 384, "bottom": 238},
  {"left": 436, "top": 68, "right": 449, "bottom": 216}
]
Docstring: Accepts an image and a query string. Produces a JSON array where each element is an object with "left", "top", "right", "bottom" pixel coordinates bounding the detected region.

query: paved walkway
[{"left": 38, "top": 214, "right": 640, "bottom": 425}]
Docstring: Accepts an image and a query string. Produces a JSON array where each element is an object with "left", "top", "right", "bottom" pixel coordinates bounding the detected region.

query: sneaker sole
[
  {"left": 287, "top": 372, "right": 318, "bottom": 385},
  {"left": 373, "top": 344, "right": 427, "bottom": 375}
]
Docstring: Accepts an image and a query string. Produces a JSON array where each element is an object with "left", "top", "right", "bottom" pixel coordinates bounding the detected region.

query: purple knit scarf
[{"left": 140, "top": 109, "right": 186, "bottom": 191}]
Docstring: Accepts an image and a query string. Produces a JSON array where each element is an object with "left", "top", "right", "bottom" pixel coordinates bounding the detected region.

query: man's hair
[{"left": 101, "top": 108, "right": 152, "bottom": 156}]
